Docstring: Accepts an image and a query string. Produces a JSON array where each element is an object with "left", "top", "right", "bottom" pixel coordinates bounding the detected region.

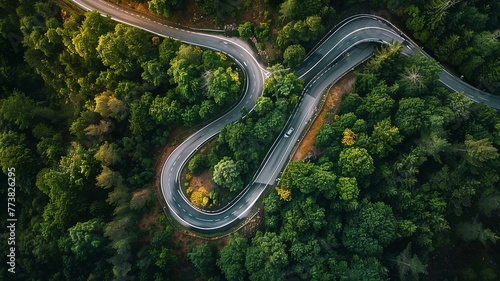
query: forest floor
[{"left": 293, "top": 72, "right": 356, "bottom": 160}]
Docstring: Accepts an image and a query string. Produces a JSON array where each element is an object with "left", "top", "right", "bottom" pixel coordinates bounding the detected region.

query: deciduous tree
[
  {"left": 217, "top": 234, "right": 249, "bottom": 281},
  {"left": 338, "top": 147, "right": 374, "bottom": 177},
  {"left": 213, "top": 157, "right": 243, "bottom": 192},
  {"left": 342, "top": 202, "right": 398, "bottom": 256},
  {"left": 283, "top": 44, "right": 305, "bottom": 68}
]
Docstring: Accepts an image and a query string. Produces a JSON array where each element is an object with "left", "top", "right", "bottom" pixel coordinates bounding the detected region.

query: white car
[{"left": 284, "top": 127, "right": 294, "bottom": 138}]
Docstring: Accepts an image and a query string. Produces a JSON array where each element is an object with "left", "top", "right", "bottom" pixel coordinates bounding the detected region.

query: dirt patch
[
  {"left": 237, "top": 206, "right": 264, "bottom": 238},
  {"left": 138, "top": 204, "right": 162, "bottom": 234},
  {"left": 189, "top": 170, "right": 215, "bottom": 192},
  {"left": 293, "top": 72, "right": 357, "bottom": 160}
]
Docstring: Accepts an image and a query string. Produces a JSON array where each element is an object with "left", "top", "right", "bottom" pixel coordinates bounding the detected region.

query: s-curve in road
[{"left": 68, "top": 0, "right": 500, "bottom": 233}]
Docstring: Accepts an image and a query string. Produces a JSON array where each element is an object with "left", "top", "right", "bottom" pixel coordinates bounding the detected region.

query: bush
[{"left": 188, "top": 154, "right": 208, "bottom": 175}]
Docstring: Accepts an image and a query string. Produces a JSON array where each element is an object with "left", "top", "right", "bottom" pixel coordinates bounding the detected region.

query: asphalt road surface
[{"left": 68, "top": 0, "right": 500, "bottom": 233}]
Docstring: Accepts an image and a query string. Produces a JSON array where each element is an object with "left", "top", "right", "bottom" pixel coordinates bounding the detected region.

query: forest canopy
[{"left": 1, "top": 0, "right": 499, "bottom": 280}]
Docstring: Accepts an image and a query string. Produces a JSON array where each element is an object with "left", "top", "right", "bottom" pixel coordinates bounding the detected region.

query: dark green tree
[
  {"left": 217, "top": 234, "right": 249, "bottom": 281},
  {"left": 342, "top": 202, "right": 398, "bottom": 256},
  {"left": 283, "top": 44, "right": 306, "bottom": 68},
  {"left": 188, "top": 243, "right": 218, "bottom": 277}
]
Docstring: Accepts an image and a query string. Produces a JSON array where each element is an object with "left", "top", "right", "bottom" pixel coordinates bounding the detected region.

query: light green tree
[
  {"left": 213, "top": 157, "right": 244, "bottom": 192},
  {"left": 338, "top": 147, "right": 374, "bottom": 177},
  {"left": 283, "top": 44, "right": 305, "bottom": 68},
  {"left": 342, "top": 202, "right": 398, "bottom": 256}
]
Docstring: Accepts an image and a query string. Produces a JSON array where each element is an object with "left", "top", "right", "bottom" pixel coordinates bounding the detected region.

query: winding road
[{"left": 68, "top": 0, "right": 500, "bottom": 233}]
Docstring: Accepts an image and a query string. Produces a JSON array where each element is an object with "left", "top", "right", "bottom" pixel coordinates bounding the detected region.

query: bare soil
[
  {"left": 189, "top": 170, "right": 214, "bottom": 191},
  {"left": 293, "top": 72, "right": 356, "bottom": 160}
]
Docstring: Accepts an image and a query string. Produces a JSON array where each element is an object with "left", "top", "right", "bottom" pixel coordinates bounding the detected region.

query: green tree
[
  {"left": 304, "top": 15, "right": 325, "bottom": 41},
  {"left": 356, "top": 82, "right": 395, "bottom": 124},
  {"left": 279, "top": 0, "right": 299, "bottom": 20},
  {"left": 159, "top": 38, "right": 181, "bottom": 65},
  {"left": 199, "top": 99, "right": 217, "bottom": 120},
  {"left": 342, "top": 255, "right": 389, "bottom": 281},
  {"left": 254, "top": 23, "right": 270, "bottom": 40},
  {"left": 0, "top": 90, "right": 36, "bottom": 129},
  {"left": 67, "top": 218, "right": 107, "bottom": 260},
  {"left": 149, "top": 0, "right": 170, "bottom": 17},
  {"left": 456, "top": 221, "right": 498, "bottom": 246},
  {"left": 72, "top": 11, "right": 115, "bottom": 65},
  {"left": 398, "top": 55, "right": 441, "bottom": 96},
  {"left": 188, "top": 154, "right": 207, "bottom": 175},
  {"left": 0, "top": 131, "right": 33, "bottom": 175},
  {"left": 254, "top": 96, "right": 274, "bottom": 115},
  {"left": 338, "top": 147, "right": 374, "bottom": 177},
  {"left": 365, "top": 42, "right": 402, "bottom": 72},
  {"left": 97, "top": 24, "right": 153, "bottom": 76},
  {"left": 370, "top": 118, "right": 403, "bottom": 157},
  {"left": 141, "top": 59, "right": 167, "bottom": 86},
  {"left": 337, "top": 177, "right": 359, "bottom": 202},
  {"left": 188, "top": 243, "right": 218, "bottom": 277},
  {"left": 342, "top": 202, "right": 398, "bottom": 256},
  {"left": 94, "top": 141, "right": 121, "bottom": 166},
  {"left": 238, "top": 22, "right": 254, "bottom": 40},
  {"left": 213, "top": 157, "right": 244, "bottom": 192},
  {"left": 264, "top": 66, "right": 303, "bottom": 100},
  {"left": 207, "top": 67, "right": 241, "bottom": 106},
  {"left": 395, "top": 97, "right": 427, "bottom": 136},
  {"left": 283, "top": 44, "right": 305, "bottom": 68},
  {"left": 217, "top": 234, "right": 249, "bottom": 281},
  {"left": 168, "top": 56, "right": 201, "bottom": 103},
  {"left": 424, "top": 0, "right": 460, "bottom": 30},
  {"left": 129, "top": 92, "right": 155, "bottom": 135},
  {"left": 149, "top": 96, "right": 181, "bottom": 124},
  {"left": 245, "top": 232, "right": 288, "bottom": 281},
  {"left": 96, "top": 166, "right": 124, "bottom": 189},
  {"left": 463, "top": 135, "right": 499, "bottom": 167},
  {"left": 418, "top": 132, "right": 449, "bottom": 163}
]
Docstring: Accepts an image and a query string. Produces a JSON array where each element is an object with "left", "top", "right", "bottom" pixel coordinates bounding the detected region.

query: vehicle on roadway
[{"left": 284, "top": 127, "right": 294, "bottom": 138}]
